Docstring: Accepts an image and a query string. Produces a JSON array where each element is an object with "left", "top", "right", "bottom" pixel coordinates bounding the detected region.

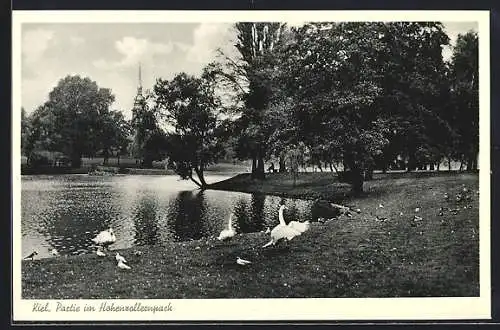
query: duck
[
  {"left": 117, "top": 260, "right": 131, "bottom": 270},
  {"left": 262, "top": 205, "right": 302, "bottom": 248},
  {"left": 217, "top": 213, "right": 236, "bottom": 241},
  {"left": 115, "top": 252, "right": 127, "bottom": 264},
  {"left": 91, "top": 228, "right": 116, "bottom": 250},
  {"left": 236, "top": 257, "right": 252, "bottom": 265}
]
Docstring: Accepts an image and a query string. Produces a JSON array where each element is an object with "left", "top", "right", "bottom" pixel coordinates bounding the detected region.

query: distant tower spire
[
  {"left": 133, "top": 62, "right": 145, "bottom": 108},
  {"left": 138, "top": 62, "right": 143, "bottom": 94}
]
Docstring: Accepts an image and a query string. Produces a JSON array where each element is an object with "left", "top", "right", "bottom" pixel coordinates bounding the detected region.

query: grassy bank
[{"left": 22, "top": 173, "right": 479, "bottom": 299}]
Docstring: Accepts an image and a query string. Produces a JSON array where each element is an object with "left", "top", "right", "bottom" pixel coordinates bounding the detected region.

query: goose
[
  {"left": 117, "top": 260, "right": 131, "bottom": 270},
  {"left": 96, "top": 249, "right": 106, "bottom": 257},
  {"left": 236, "top": 257, "right": 252, "bottom": 265},
  {"left": 24, "top": 251, "right": 38, "bottom": 260},
  {"left": 262, "top": 205, "right": 302, "bottom": 248},
  {"left": 91, "top": 228, "right": 116, "bottom": 250},
  {"left": 217, "top": 213, "right": 236, "bottom": 241},
  {"left": 115, "top": 252, "right": 127, "bottom": 264}
]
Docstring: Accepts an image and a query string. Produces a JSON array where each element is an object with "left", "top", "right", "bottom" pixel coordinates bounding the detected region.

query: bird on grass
[
  {"left": 24, "top": 251, "right": 38, "bottom": 260},
  {"left": 115, "top": 252, "right": 127, "bottom": 263},
  {"left": 217, "top": 213, "right": 236, "bottom": 241},
  {"left": 96, "top": 249, "right": 106, "bottom": 257},
  {"left": 288, "top": 219, "right": 311, "bottom": 233},
  {"left": 262, "top": 205, "right": 304, "bottom": 248},
  {"left": 236, "top": 257, "right": 251, "bottom": 265},
  {"left": 91, "top": 228, "right": 116, "bottom": 250},
  {"left": 117, "top": 260, "right": 131, "bottom": 270}
]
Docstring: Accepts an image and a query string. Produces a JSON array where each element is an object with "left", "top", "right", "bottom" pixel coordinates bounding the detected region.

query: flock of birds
[
  {"left": 217, "top": 204, "right": 311, "bottom": 265},
  {"left": 24, "top": 228, "right": 132, "bottom": 270},
  {"left": 23, "top": 203, "right": 311, "bottom": 268}
]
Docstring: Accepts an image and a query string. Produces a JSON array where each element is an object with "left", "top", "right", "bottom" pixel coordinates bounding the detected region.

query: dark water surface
[{"left": 21, "top": 174, "right": 316, "bottom": 259}]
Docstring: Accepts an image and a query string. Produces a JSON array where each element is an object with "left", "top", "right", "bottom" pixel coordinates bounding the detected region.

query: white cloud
[
  {"left": 93, "top": 36, "right": 174, "bottom": 69},
  {"left": 185, "top": 23, "right": 233, "bottom": 63},
  {"left": 22, "top": 29, "right": 55, "bottom": 65},
  {"left": 69, "top": 36, "right": 85, "bottom": 47}
]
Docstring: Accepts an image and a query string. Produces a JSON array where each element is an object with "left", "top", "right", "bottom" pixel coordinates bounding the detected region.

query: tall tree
[
  {"left": 26, "top": 75, "right": 115, "bottom": 168},
  {"left": 449, "top": 31, "right": 479, "bottom": 170},
  {"left": 153, "top": 68, "right": 227, "bottom": 188},
  {"left": 217, "top": 22, "right": 287, "bottom": 179},
  {"left": 98, "top": 110, "right": 131, "bottom": 165},
  {"left": 130, "top": 93, "right": 166, "bottom": 168},
  {"left": 274, "top": 22, "right": 391, "bottom": 193}
]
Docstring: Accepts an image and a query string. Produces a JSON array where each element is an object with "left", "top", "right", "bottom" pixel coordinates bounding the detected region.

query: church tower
[{"left": 133, "top": 63, "right": 145, "bottom": 108}]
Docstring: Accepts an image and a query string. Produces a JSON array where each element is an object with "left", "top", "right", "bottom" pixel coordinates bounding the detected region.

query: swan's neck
[
  {"left": 278, "top": 208, "right": 286, "bottom": 225},
  {"left": 228, "top": 214, "right": 233, "bottom": 229}
]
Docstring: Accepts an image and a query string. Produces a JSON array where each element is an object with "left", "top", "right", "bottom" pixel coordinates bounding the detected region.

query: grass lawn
[{"left": 22, "top": 172, "right": 479, "bottom": 299}]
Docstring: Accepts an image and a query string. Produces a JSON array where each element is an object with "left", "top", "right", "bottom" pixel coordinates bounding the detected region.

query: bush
[{"left": 29, "top": 154, "right": 51, "bottom": 168}]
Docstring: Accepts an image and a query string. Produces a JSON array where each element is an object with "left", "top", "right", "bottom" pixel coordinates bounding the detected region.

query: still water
[{"left": 21, "top": 174, "right": 316, "bottom": 259}]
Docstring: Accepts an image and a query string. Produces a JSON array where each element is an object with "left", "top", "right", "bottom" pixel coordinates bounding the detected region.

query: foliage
[
  {"left": 25, "top": 75, "right": 115, "bottom": 168},
  {"left": 153, "top": 68, "right": 227, "bottom": 188},
  {"left": 130, "top": 93, "right": 167, "bottom": 168},
  {"left": 448, "top": 31, "right": 479, "bottom": 170}
]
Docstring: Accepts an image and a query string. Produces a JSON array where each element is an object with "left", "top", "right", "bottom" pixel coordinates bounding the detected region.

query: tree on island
[{"left": 153, "top": 67, "right": 227, "bottom": 189}]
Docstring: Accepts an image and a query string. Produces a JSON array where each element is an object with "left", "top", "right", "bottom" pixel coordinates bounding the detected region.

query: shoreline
[{"left": 21, "top": 172, "right": 479, "bottom": 299}]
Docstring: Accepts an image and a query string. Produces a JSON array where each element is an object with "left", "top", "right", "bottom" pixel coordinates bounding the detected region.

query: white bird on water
[
  {"left": 217, "top": 213, "right": 236, "bottom": 241},
  {"left": 91, "top": 228, "right": 116, "bottom": 250},
  {"left": 115, "top": 252, "right": 127, "bottom": 264},
  {"left": 236, "top": 257, "right": 252, "bottom": 265},
  {"left": 117, "top": 260, "right": 131, "bottom": 270},
  {"left": 262, "top": 205, "right": 305, "bottom": 248}
]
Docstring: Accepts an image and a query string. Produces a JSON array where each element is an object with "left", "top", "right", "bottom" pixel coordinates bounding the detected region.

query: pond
[{"left": 21, "top": 174, "right": 318, "bottom": 259}]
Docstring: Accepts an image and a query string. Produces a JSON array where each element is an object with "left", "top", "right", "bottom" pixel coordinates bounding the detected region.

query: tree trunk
[
  {"left": 351, "top": 166, "right": 364, "bottom": 195},
  {"left": 71, "top": 152, "right": 82, "bottom": 168},
  {"left": 117, "top": 155, "right": 120, "bottom": 166},
  {"left": 448, "top": 158, "right": 452, "bottom": 171},
  {"left": 279, "top": 156, "right": 286, "bottom": 173},
  {"left": 251, "top": 155, "right": 257, "bottom": 178},
  {"left": 437, "top": 162, "right": 440, "bottom": 171},
  {"left": 142, "top": 155, "right": 153, "bottom": 168},
  {"left": 255, "top": 155, "right": 265, "bottom": 180},
  {"left": 345, "top": 158, "right": 363, "bottom": 194},
  {"left": 429, "top": 163, "right": 435, "bottom": 171},
  {"left": 194, "top": 166, "right": 208, "bottom": 189}
]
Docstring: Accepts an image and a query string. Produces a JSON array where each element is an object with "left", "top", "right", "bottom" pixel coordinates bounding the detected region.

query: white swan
[
  {"left": 115, "top": 252, "right": 127, "bottom": 263},
  {"left": 217, "top": 213, "right": 236, "bottom": 241},
  {"left": 117, "top": 260, "right": 131, "bottom": 270},
  {"left": 91, "top": 228, "right": 116, "bottom": 250},
  {"left": 236, "top": 257, "right": 252, "bottom": 265},
  {"left": 262, "top": 205, "right": 302, "bottom": 248},
  {"left": 288, "top": 220, "right": 311, "bottom": 234}
]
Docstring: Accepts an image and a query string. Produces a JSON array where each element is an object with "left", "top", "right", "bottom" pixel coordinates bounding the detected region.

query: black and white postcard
[{"left": 12, "top": 10, "right": 491, "bottom": 322}]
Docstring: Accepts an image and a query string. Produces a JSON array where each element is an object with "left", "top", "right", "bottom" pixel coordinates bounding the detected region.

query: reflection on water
[{"left": 21, "top": 175, "right": 316, "bottom": 259}]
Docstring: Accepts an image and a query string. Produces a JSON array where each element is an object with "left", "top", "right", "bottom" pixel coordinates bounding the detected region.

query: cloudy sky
[{"left": 21, "top": 21, "right": 478, "bottom": 120}]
